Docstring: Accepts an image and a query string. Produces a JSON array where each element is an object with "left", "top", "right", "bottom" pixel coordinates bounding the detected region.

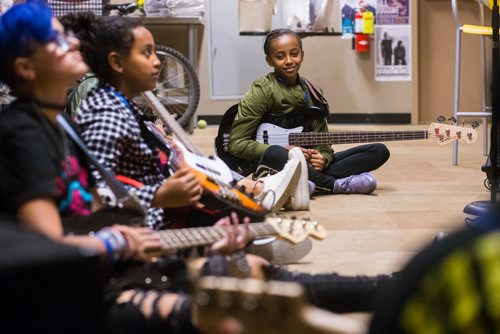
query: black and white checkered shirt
[{"left": 75, "top": 84, "right": 166, "bottom": 229}]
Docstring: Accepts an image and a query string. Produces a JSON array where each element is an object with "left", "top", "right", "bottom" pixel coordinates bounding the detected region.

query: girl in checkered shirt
[{"left": 69, "top": 12, "right": 396, "bottom": 334}]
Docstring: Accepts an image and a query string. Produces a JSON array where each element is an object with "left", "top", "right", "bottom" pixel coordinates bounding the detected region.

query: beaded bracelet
[{"left": 95, "top": 227, "right": 127, "bottom": 262}]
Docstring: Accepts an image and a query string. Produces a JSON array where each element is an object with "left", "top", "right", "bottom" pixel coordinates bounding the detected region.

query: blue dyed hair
[{"left": 0, "top": 0, "right": 56, "bottom": 87}]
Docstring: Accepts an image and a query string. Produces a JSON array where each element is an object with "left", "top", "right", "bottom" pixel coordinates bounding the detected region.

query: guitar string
[
  {"left": 154, "top": 223, "right": 288, "bottom": 252},
  {"left": 142, "top": 94, "right": 239, "bottom": 201},
  {"left": 258, "top": 132, "right": 430, "bottom": 142},
  {"left": 151, "top": 108, "right": 247, "bottom": 205},
  {"left": 140, "top": 92, "right": 249, "bottom": 208},
  {"left": 249, "top": 130, "right": 472, "bottom": 145},
  {"left": 255, "top": 131, "right": 461, "bottom": 140}
]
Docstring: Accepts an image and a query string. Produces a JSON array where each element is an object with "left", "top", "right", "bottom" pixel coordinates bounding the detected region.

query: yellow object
[
  {"left": 362, "top": 11, "right": 374, "bottom": 34},
  {"left": 197, "top": 119, "right": 207, "bottom": 129},
  {"left": 462, "top": 24, "right": 492, "bottom": 35}
]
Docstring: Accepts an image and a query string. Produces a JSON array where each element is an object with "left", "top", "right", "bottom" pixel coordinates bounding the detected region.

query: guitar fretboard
[
  {"left": 143, "top": 91, "right": 202, "bottom": 155},
  {"left": 288, "top": 130, "right": 429, "bottom": 146},
  {"left": 142, "top": 90, "right": 243, "bottom": 181},
  {"left": 155, "top": 223, "right": 277, "bottom": 252}
]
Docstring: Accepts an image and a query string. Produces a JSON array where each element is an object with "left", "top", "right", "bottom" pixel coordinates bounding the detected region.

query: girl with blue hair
[
  {"left": 0, "top": 2, "right": 251, "bottom": 333},
  {"left": 0, "top": 0, "right": 162, "bottom": 263}
]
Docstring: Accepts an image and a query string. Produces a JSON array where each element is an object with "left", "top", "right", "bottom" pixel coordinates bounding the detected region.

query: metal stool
[{"left": 451, "top": 0, "right": 493, "bottom": 165}]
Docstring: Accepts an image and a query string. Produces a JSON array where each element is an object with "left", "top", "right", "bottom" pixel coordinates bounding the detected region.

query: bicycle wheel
[{"left": 139, "top": 45, "right": 200, "bottom": 127}]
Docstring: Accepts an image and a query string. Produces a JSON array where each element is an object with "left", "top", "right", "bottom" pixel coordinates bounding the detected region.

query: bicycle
[{"left": 103, "top": 3, "right": 200, "bottom": 127}]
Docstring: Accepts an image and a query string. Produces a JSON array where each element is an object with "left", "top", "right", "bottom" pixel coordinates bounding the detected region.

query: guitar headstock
[
  {"left": 194, "top": 276, "right": 367, "bottom": 334},
  {"left": 428, "top": 122, "right": 478, "bottom": 144},
  {"left": 265, "top": 216, "right": 326, "bottom": 243}
]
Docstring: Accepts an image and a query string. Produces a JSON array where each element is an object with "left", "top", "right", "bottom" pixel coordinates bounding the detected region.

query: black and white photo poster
[
  {"left": 375, "top": 24, "right": 411, "bottom": 81},
  {"left": 376, "top": 0, "right": 409, "bottom": 25}
]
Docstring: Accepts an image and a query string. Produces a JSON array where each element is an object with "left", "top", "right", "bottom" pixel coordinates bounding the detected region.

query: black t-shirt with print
[{"left": 0, "top": 99, "right": 93, "bottom": 217}]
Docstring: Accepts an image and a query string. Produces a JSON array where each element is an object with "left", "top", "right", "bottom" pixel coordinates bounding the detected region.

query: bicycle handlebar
[{"left": 104, "top": 3, "right": 139, "bottom": 16}]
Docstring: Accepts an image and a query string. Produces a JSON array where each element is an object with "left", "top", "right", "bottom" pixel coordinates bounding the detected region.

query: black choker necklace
[{"left": 32, "top": 98, "right": 67, "bottom": 110}]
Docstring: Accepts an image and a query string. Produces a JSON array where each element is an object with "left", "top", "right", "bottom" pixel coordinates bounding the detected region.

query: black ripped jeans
[
  {"left": 104, "top": 254, "right": 393, "bottom": 333},
  {"left": 257, "top": 144, "right": 390, "bottom": 191}
]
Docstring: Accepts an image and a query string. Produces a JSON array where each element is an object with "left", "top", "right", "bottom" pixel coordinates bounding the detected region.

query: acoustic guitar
[
  {"left": 141, "top": 91, "right": 267, "bottom": 222},
  {"left": 194, "top": 276, "right": 367, "bottom": 334}
]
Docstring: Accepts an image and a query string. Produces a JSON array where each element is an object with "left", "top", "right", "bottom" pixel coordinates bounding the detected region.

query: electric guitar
[
  {"left": 66, "top": 214, "right": 324, "bottom": 254},
  {"left": 141, "top": 91, "right": 267, "bottom": 221},
  {"left": 108, "top": 216, "right": 325, "bottom": 290},
  {"left": 248, "top": 121, "right": 478, "bottom": 147},
  {"left": 151, "top": 216, "right": 325, "bottom": 255},
  {"left": 215, "top": 105, "right": 479, "bottom": 176},
  {"left": 194, "top": 276, "right": 367, "bottom": 334}
]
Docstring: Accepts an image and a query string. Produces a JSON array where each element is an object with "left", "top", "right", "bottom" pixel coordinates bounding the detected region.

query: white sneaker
[
  {"left": 257, "top": 158, "right": 300, "bottom": 213},
  {"left": 246, "top": 236, "right": 313, "bottom": 265},
  {"left": 285, "top": 147, "right": 309, "bottom": 210}
]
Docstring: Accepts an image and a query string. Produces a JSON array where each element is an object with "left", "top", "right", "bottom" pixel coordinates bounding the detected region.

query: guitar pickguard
[
  {"left": 173, "top": 139, "right": 235, "bottom": 185},
  {"left": 256, "top": 123, "right": 304, "bottom": 146}
]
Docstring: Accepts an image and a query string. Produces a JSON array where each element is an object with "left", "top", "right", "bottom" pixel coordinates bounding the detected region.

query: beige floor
[
  {"left": 188, "top": 123, "right": 490, "bottom": 278},
  {"left": 187, "top": 123, "right": 492, "bottom": 329}
]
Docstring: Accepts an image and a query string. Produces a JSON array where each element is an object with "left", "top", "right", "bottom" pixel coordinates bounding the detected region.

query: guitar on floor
[
  {"left": 215, "top": 104, "right": 479, "bottom": 176},
  {"left": 141, "top": 91, "right": 267, "bottom": 221},
  {"left": 194, "top": 276, "right": 367, "bottom": 334}
]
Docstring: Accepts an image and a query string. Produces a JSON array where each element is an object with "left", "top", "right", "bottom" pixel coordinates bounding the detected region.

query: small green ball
[{"left": 197, "top": 119, "right": 207, "bottom": 129}]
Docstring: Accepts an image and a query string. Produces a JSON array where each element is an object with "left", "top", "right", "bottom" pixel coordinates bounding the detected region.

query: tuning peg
[
  {"left": 447, "top": 116, "right": 457, "bottom": 124},
  {"left": 471, "top": 121, "right": 479, "bottom": 129},
  {"left": 436, "top": 115, "right": 446, "bottom": 123}
]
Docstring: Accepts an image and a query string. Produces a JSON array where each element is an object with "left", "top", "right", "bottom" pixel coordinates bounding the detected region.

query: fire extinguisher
[
  {"left": 354, "top": 9, "right": 368, "bottom": 52},
  {"left": 354, "top": 7, "right": 373, "bottom": 52}
]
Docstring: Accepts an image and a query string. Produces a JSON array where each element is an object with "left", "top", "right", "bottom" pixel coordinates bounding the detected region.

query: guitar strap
[
  {"left": 56, "top": 114, "right": 146, "bottom": 216},
  {"left": 302, "top": 78, "right": 327, "bottom": 104},
  {"left": 302, "top": 77, "right": 330, "bottom": 119}
]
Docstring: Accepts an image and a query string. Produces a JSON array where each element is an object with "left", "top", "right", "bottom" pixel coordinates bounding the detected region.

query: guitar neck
[
  {"left": 142, "top": 91, "right": 202, "bottom": 155},
  {"left": 195, "top": 277, "right": 368, "bottom": 334},
  {"left": 289, "top": 130, "right": 429, "bottom": 146},
  {"left": 154, "top": 223, "right": 277, "bottom": 253},
  {"left": 142, "top": 91, "right": 243, "bottom": 181}
]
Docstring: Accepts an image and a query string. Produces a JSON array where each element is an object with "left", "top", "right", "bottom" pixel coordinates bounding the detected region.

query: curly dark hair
[{"left": 60, "top": 13, "right": 143, "bottom": 83}]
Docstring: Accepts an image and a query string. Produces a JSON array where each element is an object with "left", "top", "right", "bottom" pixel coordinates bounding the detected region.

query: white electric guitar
[
  {"left": 217, "top": 119, "right": 479, "bottom": 176},
  {"left": 253, "top": 121, "right": 478, "bottom": 146},
  {"left": 141, "top": 91, "right": 268, "bottom": 221}
]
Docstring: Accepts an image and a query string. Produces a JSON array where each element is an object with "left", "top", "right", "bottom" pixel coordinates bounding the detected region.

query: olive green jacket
[{"left": 228, "top": 73, "right": 333, "bottom": 168}]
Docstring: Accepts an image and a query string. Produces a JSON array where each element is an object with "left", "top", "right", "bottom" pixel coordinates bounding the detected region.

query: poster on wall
[
  {"left": 375, "top": 25, "right": 411, "bottom": 81},
  {"left": 376, "top": 0, "right": 409, "bottom": 25},
  {"left": 340, "top": 0, "right": 377, "bottom": 39}
]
